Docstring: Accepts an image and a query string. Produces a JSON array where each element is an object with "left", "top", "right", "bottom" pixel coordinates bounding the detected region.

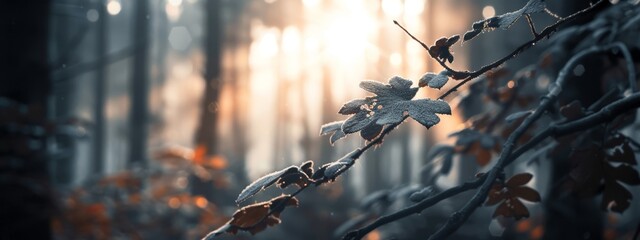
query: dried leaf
[
  {"left": 429, "top": 35, "right": 459, "bottom": 63},
  {"left": 236, "top": 166, "right": 301, "bottom": 204},
  {"left": 510, "top": 186, "right": 541, "bottom": 202},
  {"left": 299, "top": 161, "right": 314, "bottom": 178},
  {"left": 208, "top": 196, "right": 299, "bottom": 238},
  {"left": 486, "top": 184, "right": 505, "bottom": 206},
  {"left": 568, "top": 133, "right": 640, "bottom": 213},
  {"left": 320, "top": 121, "right": 347, "bottom": 145},
  {"left": 506, "top": 173, "right": 533, "bottom": 188}
]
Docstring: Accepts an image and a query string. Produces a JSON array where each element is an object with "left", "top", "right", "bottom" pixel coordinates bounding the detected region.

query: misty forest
[{"left": 3, "top": 0, "right": 640, "bottom": 239}]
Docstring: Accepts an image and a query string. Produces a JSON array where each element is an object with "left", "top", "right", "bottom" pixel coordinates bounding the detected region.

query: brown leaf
[
  {"left": 429, "top": 35, "right": 459, "bottom": 63},
  {"left": 219, "top": 196, "right": 299, "bottom": 236},
  {"left": 506, "top": 173, "right": 533, "bottom": 188},
  {"left": 609, "top": 164, "right": 640, "bottom": 185},
  {"left": 510, "top": 186, "right": 541, "bottom": 202},
  {"left": 601, "top": 181, "right": 632, "bottom": 213},
  {"left": 608, "top": 142, "right": 636, "bottom": 165},
  {"left": 474, "top": 146, "right": 492, "bottom": 166},
  {"left": 493, "top": 201, "right": 511, "bottom": 218},
  {"left": 276, "top": 171, "right": 311, "bottom": 189},
  {"left": 511, "top": 198, "right": 530, "bottom": 220},
  {"left": 300, "top": 161, "right": 314, "bottom": 178},
  {"left": 485, "top": 184, "right": 506, "bottom": 206}
]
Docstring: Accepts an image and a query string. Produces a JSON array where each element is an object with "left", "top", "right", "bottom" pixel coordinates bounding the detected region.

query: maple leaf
[
  {"left": 486, "top": 173, "right": 541, "bottom": 220},
  {"left": 568, "top": 133, "right": 640, "bottom": 213},
  {"left": 338, "top": 76, "right": 451, "bottom": 138}
]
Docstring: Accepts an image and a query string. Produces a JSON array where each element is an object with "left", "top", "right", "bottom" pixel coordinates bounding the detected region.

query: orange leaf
[
  {"left": 516, "top": 219, "right": 532, "bottom": 232},
  {"left": 205, "top": 155, "right": 227, "bottom": 170},
  {"left": 530, "top": 225, "right": 543, "bottom": 239},
  {"left": 193, "top": 144, "right": 207, "bottom": 165}
]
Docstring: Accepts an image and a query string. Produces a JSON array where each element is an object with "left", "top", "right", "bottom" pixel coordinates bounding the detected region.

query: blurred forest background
[{"left": 2, "top": 0, "right": 639, "bottom": 239}]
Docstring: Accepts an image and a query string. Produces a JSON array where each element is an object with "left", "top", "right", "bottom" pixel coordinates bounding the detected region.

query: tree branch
[
  {"left": 343, "top": 81, "right": 640, "bottom": 240},
  {"left": 437, "top": 0, "right": 605, "bottom": 99},
  {"left": 428, "top": 43, "right": 630, "bottom": 240}
]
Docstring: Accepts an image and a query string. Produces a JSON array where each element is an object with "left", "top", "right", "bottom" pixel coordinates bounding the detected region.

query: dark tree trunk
[
  {"left": 195, "top": 0, "right": 222, "bottom": 157},
  {"left": 0, "top": 2, "right": 52, "bottom": 239},
  {"left": 192, "top": 0, "right": 224, "bottom": 202},
  {"left": 92, "top": 0, "right": 108, "bottom": 174},
  {"left": 128, "top": 0, "right": 150, "bottom": 166}
]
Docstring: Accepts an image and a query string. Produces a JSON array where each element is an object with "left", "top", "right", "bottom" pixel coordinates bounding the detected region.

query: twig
[
  {"left": 525, "top": 14, "right": 538, "bottom": 38},
  {"left": 203, "top": 1, "right": 610, "bottom": 239},
  {"left": 544, "top": 8, "right": 563, "bottom": 20},
  {"left": 393, "top": 20, "right": 429, "bottom": 52},
  {"left": 342, "top": 177, "right": 485, "bottom": 240},
  {"left": 436, "top": 0, "right": 605, "bottom": 99}
]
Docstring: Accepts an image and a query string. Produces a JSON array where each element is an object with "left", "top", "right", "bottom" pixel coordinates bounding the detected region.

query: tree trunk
[
  {"left": 192, "top": 0, "right": 224, "bottom": 202},
  {"left": 0, "top": 2, "right": 51, "bottom": 239},
  {"left": 128, "top": 0, "right": 150, "bottom": 167},
  {"left": 92, "top": 0, "right": 108, "bottom": 174},
  {"left": 195, "top": 0, "right": 222, "bottom": 156}
]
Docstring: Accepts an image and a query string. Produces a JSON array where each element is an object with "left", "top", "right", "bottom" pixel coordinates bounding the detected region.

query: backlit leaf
[
  {"left": 320, "top": 121, "right": 347, "bottom": 145},
  {"left": 337, "top": 77, "right": 451, "bottom": 137},
  {"left": 236, "top": 166, "right": 301, "bottom": 204},
  {"left": 463, "top": 0, "right": 546, "bottom": 42}
]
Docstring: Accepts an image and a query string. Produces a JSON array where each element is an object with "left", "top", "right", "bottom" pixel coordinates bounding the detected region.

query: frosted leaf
[
  {"left": 408, "top": 99, "right": 451, "bottom": 128},
  {"left": 320, "top": 121, "right": 347, "bottom": 144},
  {"left": 323, "top": 150, "right": 359, "bottom": 179},
  {"left": 462, "top": 0, "right": 546, "bottom": 42},
  {"left": 427, "top": 71, "right": 450, "bottom": 90},
  {"left": 337, "top": 76, "right": 450, "bottom": 138},
  {"left": 342, "top": 111, "right": 375, "bottom": 134},
  {"left": 375, "top": 101, "right": 409, "bottom": 125},
  {"left": 389, "top": 76, "right": 414, "bottom": 89},
  {"left": 418, "top": 72, "right": 437, "bottom": 87},
  {"left": 236, "top": 166, "right": 300, "bottom": 204},
  {"left": 360, "top": 124, "right": 383, "bottom": 141},
  {"left": 339, "top": 99, "right": 369, "bottom": 115}
]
